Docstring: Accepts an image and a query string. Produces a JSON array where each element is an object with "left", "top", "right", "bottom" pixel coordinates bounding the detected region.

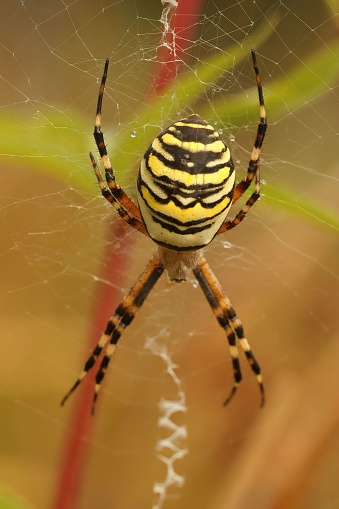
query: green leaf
[
  {"left": 201, "top": 38, "right": 339, "bottom": 123},
  {"left": 264, "top": 185, "right": 339, "bottom": 231},
  {"left": 0, "top": 109, "right": 91, "bottom": 191}
]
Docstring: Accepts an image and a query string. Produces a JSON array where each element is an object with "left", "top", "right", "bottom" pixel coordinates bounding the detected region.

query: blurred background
[{"left": 0, "top": 1, "right": 338, "bottom": 508}]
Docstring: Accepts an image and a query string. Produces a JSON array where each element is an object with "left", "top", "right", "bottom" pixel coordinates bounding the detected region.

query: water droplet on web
[
  {"left": 222, "top": 241, "right": 232, "bottom": 249},
  {"left": 130, "top": 130, "right": 137, "bottom": 138},
  {"left": 229, "top": 134, "right": 235, "bottom": 142}
]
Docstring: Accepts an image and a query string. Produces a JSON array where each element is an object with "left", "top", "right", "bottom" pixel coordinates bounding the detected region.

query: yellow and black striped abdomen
[{"left": 137, "top": 114, "right": 235, "bottom": 250}]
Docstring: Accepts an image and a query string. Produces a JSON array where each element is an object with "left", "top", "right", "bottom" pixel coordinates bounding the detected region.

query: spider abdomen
[{"left": 137, "top": 114, "right": 235, "bottom": 251}]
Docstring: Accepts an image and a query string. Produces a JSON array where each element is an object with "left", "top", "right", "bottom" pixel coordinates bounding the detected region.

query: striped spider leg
[
  {"left": 61, "top": 254, "right": 164, "bottom": 413},
  {"left": 218, "top": 50, "right": 267, "bottom": 235},
  {"left": 90, "top": 58, "right": 148, "bottom": 236},
  {"left": 61, "top": 50, "right": 266, "bottom": 413},
  {"left": 193, "top": 256, "right": 264, "bottom": 406}
]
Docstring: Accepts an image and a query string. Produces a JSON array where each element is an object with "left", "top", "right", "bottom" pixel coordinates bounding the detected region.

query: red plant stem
[
  {"left": 53, "top": 1, "right": 205, "bottom": 508},
  {"left": 52, "top": 222, "right": 132, "bottom": 509}
]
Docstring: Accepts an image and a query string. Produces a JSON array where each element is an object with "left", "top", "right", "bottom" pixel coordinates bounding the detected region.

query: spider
[{"left": 61, "top": 50, "right": 267, "bottom": 414}]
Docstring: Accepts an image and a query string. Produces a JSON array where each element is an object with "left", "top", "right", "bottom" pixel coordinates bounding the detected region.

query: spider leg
[
  {"left": 90, "top": 152, "right": 147, "bottom": 234},
  {"left": 218, "top": 50, "right": 267, "bottom": 235},
  {"left": 61, "top": 253, "right": 164, "bottom": 414},
  {"left": 91, "top": 59, "right": 147, "bottom": 235},
  {"left": 193, "top": 256, "right": 264, "bottom": 406},
  {"left": 218, "top": 167, "right": 260, "bottom": 234}
]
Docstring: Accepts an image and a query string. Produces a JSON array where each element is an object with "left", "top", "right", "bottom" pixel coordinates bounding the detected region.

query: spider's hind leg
[
  {"left": 61, "top": 253, "right": 164, "bottom": 413},
  {"left": 193, "top": 256, "right": 264, "bottom": 406}
]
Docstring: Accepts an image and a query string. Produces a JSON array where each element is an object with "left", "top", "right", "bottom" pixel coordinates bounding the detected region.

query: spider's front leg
[
  {"left": 218, "top": 50, "right": 266, "bottom": 235},
  {"left": 218, "top": 165, "right": 260, "bottom": 234},
  {"left": 90, "top": 59, "right": 148, "bottom": 235},
  {"left": 90, "top": 152, "right": 147, "bottom": 234}
]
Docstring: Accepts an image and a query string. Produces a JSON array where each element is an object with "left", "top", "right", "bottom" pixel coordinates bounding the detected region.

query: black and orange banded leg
[
  {"left": 90, "top": 58, "right": 147, "bottom": 235},
  {"left": 193, "top": 256, "right": 264, "bottom": 406},
  {"left": 90, "top": 153, "right": 147, "bottom": 235},
  {"left": 218, "top": 50, "right": 266, "bottom": 235},
  {"left": 218, "top": 166, "right": 260, "bottom": 234},
  {"left": 61, "top": 253, "right": 164, "bottom": 413}
]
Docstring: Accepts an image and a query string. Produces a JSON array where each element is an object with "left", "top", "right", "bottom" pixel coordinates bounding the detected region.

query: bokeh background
[{"left": 1, "top": 1, "right": 339, "bottom": 509}]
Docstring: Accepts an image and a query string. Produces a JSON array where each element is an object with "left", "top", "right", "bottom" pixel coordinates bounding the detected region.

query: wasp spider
[{"left": 61, "top": 51, "right": 267, "bottom": 414}]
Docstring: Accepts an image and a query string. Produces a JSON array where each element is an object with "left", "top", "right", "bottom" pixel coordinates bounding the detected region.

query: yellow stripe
[
  {"left": 171, "top": 121, "right": 214, "bottom": 130},
  {"left": 152, "top": 138, "right": 175, "bottom": 162},
  {"left": 206, "top": 149, "right": 231, "bottom": 168},
  {"left": 140, "top": 186, "right": 231, "bottom": 222},
  {"left": 162, "top": 132, "right": 225, "bottom": 153},
  {"left": 147, "top": 153, "right": 232, "bottom": 187}
]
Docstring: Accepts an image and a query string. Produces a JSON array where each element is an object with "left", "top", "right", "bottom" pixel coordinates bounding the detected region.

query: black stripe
[
  {"left": 146, "top": 147, "right": 233, "bottom": 177},
  {"left": 157, "top": 142, "right": 229, "bottom": 170},
  {"left": 176, "top": 114, "right": 210, "bottom": 126},
  {"left": 152, "top": 216, "right": 213, "bottom": 237},
  {"left": 193, "top": 266, "right": 219, "bottom": 308},
  {"left": 140, "top": 179, "right": 233, "bottom": 210},
  {"left": 254, "top": 122, "right": 267, "bottom": 150},
  {"left": 146, "top": 200, "right": 230, "bottom": 228},
  {"left": 141, "top": 175, "right": 233, "bottom": 200},
  {"left": 155, "top": 239, "right": 208, "bottom": 251},
  {"left": 134, "top": 265, "right": 164, "bottom": 307},
  {"left": 167, "top": 126, "right": 219, "bottom": 144},
  {"left": 243, "top": 351, "right": 261, "bottom": 375}
]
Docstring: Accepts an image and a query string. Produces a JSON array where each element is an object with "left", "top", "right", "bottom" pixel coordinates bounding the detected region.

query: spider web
[{"left": 1, "top": 1, "right": 339, "bottom": 509}]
